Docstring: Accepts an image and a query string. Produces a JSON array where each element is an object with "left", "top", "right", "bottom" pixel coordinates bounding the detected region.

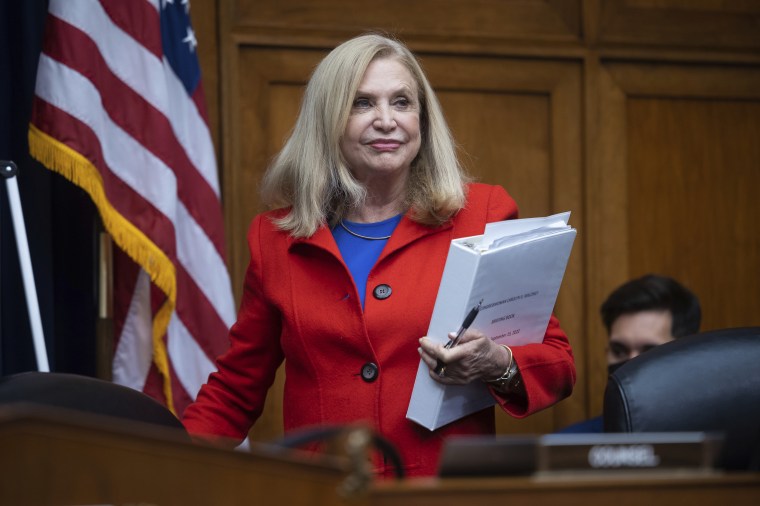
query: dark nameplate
[{"left": 438, "top": 432, "right": 722, "bottom": 477}]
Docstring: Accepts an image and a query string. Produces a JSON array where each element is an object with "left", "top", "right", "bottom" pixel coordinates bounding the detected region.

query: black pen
[{"left": 434, "top": 300, "right": 483, "bottom": 376}]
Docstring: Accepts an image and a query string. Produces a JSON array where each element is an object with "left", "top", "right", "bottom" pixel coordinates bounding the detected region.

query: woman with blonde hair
[{"left": 183, "top": 33, "right": 575, "bottom": 478}]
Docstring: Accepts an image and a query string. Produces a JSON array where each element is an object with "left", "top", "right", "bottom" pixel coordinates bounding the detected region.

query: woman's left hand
[{"left": 418, "top": 329, "right": 511, "bottom": 384}]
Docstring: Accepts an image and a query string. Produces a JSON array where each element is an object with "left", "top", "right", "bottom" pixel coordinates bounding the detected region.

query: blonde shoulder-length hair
[{"left": 260, "top": 33, "right": 469, "bottom": 237}]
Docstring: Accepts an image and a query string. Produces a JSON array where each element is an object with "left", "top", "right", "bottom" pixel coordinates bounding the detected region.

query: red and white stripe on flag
[{"left": 28, "top": 0, "right": 234, "bottom": 416}]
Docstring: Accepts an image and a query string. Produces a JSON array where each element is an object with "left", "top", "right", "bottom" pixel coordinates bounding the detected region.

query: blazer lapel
[
  {"left": 287, "top": 223, "right": 341, "bottom": 258},
  {"left": 378, "top": 214, "right": 453, "bottom": 263}
]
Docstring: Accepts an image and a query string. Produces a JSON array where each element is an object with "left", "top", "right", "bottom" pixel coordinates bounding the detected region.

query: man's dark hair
[{"left": 600, "top": 274, "right": 701, "bottom": 338}]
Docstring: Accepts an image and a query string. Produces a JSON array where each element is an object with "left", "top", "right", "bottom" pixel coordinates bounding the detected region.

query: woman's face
[{"left": 340, "top": 57, "right": 422, "bottom": 185}]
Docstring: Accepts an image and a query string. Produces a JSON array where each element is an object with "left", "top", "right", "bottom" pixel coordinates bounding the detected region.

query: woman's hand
[{"left": 418, "top": 329, "right": 511, "bottom": 384}]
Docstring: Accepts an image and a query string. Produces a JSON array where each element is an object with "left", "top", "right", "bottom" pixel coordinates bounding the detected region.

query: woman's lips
[{"left": 369, "top": 140, "right": 402, "bottom": 151}]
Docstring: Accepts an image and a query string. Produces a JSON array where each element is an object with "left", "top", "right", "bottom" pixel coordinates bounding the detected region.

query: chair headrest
[
  {"left": 604, "top": 326, "right": 760, "bottom": 433},
  {"left": 0, "top": 371, "right": 187, "bottom": 435},
  {"left": 603, "top": 327, "right": 760, "bottom": 470}
]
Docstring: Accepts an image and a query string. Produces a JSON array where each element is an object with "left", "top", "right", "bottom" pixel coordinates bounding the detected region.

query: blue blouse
[{"left": 332, "top": 214, "right": 403, "bottom": 308}]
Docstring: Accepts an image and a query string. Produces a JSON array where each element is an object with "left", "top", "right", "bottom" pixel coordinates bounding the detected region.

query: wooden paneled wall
[{"left": 193, "top": 0, "right": 760, "bottom": 439}]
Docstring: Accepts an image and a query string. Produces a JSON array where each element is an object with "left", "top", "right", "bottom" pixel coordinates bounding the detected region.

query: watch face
[
  {"left": 488, "top": 362, "right": 519, "bottom": 389},
  {"left": 507, "top": 369, "right": 522, "bottom": 391},
  {"left": 503, "top": 364, "right": 519, "bottom": 389}
]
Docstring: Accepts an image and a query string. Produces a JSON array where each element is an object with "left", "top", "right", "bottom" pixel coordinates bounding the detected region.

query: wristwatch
[{"left": 487, "top": 359, "right": 521, "bottom": 392}]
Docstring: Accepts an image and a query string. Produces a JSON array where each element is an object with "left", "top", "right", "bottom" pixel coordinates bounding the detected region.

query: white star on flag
[{"left": 183, "top": 27, "right": 197, "bottom": 52}]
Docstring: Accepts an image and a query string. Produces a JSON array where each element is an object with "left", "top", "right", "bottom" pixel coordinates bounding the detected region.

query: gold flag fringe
[{"left": 29, "top": 124, "right": 177, "bottom": 415}]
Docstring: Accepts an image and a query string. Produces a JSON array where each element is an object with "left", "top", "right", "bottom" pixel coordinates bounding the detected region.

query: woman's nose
[{"left": 373, "top": 104, "right": 396, "bottom": 130}]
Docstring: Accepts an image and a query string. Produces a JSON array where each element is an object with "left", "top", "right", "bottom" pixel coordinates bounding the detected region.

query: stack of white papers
[{"left": 406, "top": 212, "right": 576, "bottom": 430}]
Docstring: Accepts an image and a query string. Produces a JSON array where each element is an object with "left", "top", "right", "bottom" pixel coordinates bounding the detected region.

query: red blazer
[{"left": 182, "top": 183, "right": 576, "bottom": 477}]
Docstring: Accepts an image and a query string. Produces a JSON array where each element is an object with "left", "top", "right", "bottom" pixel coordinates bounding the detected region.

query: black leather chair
[
  {"left": 0, "top": 371, "right": 188, "bottom": 436},
  {"left": 603, "top": 327, "right": 760, "bottom": 469}
]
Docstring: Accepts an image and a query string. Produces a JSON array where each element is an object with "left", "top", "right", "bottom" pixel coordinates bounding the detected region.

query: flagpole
[
  {"left": 96, "top": 231, "right": 114, "bottom": 381},
  {"left": 1, "top": 160, "right": 50, "bottom": 372}
]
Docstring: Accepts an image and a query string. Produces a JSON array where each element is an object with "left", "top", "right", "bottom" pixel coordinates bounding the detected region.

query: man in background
[{"left": 559, "top": 274, "right": 702, "bottom": 433}]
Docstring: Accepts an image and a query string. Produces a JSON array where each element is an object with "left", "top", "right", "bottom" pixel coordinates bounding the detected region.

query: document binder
[{"left": 406, "top": 212, "right": 576, "bottom": 430}]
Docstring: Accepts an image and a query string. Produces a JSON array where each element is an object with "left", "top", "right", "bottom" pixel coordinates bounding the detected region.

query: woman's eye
[
  {"left": 393, "top": 97, "right": 410, "bottom": 108},
  {"left": 353, "top": 98, "right": 371, "bottom": 108}
]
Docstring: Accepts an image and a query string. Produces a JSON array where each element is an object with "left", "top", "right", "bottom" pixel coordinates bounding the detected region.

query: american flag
[{"left": 28, "top": 0, "right": 234, "bottom": 416}]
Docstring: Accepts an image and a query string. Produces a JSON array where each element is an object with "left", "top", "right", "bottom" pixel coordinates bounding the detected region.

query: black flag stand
[{"left": 1, "top": 160, "right": 49, "bottom": 372}]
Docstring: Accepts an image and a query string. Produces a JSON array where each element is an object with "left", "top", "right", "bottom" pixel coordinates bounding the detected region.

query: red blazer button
[
  {"left": 361, "top": 362, "right": 379, "bottom": 382},
  {"left": 373, "top": 284, "right": 392, "bottom": 300}
]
